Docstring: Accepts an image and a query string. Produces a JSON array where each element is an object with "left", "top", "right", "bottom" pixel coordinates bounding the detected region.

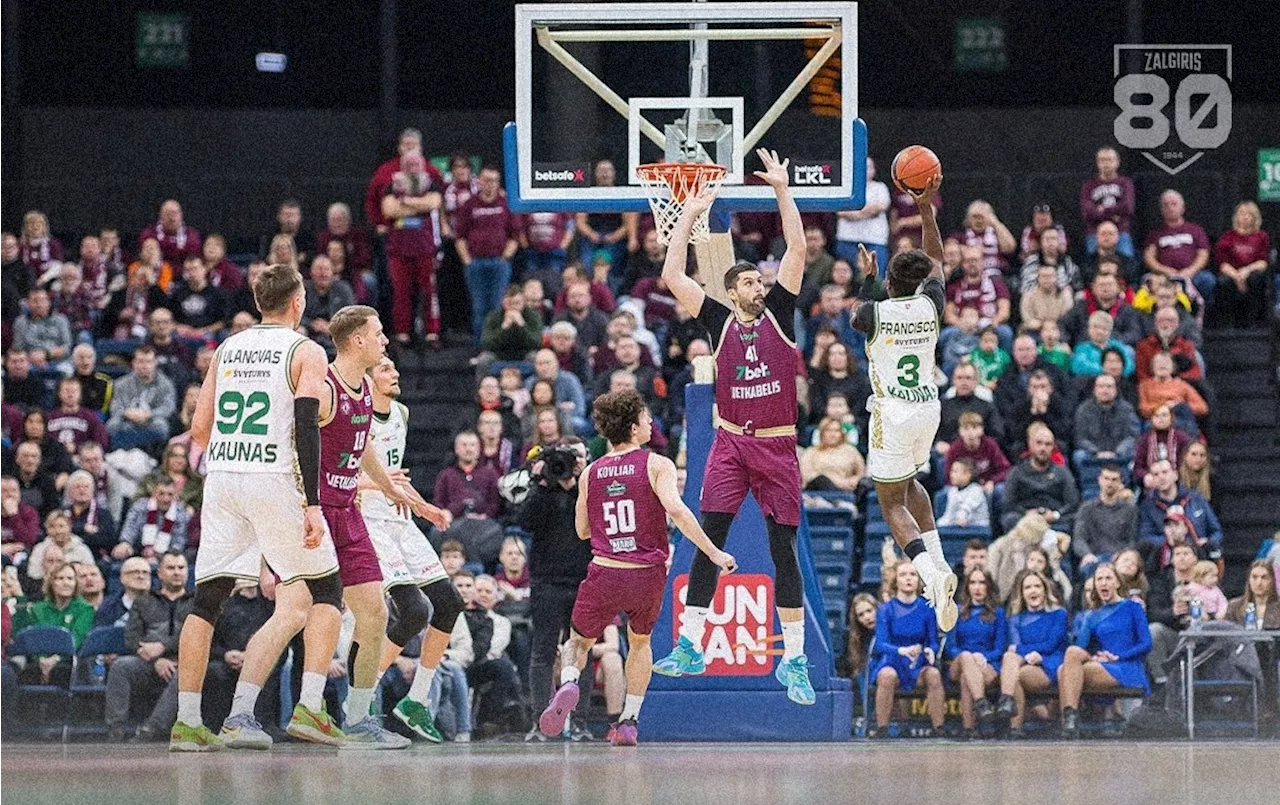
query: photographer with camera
[{"left": 515, "top": 435, "right": 595, "bottom": 734}]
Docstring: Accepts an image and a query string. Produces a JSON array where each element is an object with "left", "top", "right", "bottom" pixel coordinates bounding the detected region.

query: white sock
[
  {"left": 912, "top": 552, "right": 939, "bottom": 590},
  {"left": 560, "top": 665, "right": 581, "bottom": 685},
  {"left": 680, "top": 606, "right": 710, "bottom": 649},
  {"left": 229, "top": 682, "right": 261, "bottom": 718},
  {"left": 781, "top": 618, "right": 806, "bottom": 660},
  {"left": 300, "top": 671, "right": 326, "bottom": 711},
  {"left": 177, "top": 692, "right": 202, "bottom": 727},
  {"left": 619, "top": 694, "right": 644, "bottom": 722},
  {"left": 920, "top": 529, "right": 949, "bottom": 574},
  {"left": 408, "top": 666, "right": 436, "bottom": 705},
  {"left": 346, "top": 687, "right": 375, "bottom": 721}
]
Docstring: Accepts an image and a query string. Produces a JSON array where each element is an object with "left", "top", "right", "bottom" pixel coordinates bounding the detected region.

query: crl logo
[{"left": 1113, "top": 44, "right": 1231, "bottom": 175}]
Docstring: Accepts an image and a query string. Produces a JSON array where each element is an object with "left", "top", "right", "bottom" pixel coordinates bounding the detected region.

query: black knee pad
[
  {"left": 305, "top": 572, "right": 343, "bottom": 610},
  {"left": 386, "top": 584, "right": 432, "bottom": 647},
  {"left": 423, "top": 578, "right": 464, "bottom": 634},
  {"left": 190, "top": 576, "right": 237, "bottom": 624},
  {"left": 686, "top": 511, "right": 735, "bottom": 608},
  {"left": 766, "top": 519, "right": 804, "bottom": 609}
]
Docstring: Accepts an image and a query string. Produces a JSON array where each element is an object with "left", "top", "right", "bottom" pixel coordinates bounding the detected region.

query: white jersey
[
  {"left": 865, "top": 290, "right": 941, "bottom": 406},
  {"left": 205, "top": 325, "right": 308, "bottom": 475},
  {"left": 360, "top": 401, "right": 409, "bottom": 521}
]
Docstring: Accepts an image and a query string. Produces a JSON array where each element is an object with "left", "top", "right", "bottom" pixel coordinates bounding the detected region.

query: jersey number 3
[
  {"left": 601, "top": 499, "right": 636, "bottom": 536},
  {"left": 896, "top": 355, "right": 920, "bottom": 388}
]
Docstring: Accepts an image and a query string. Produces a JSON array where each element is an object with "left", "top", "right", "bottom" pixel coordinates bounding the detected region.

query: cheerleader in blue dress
[
  {"left": 945, "top": 567, "right": 1007, "bottom": 733},
  {"left": 1057, "top": 562, "right": 1153, "bottom": 737},
  {"left": 995, "top": 569, "right": 1068, "bottom": 733},
  {"left": 870, "top": 560, "right": 945, "bottom": 736}
]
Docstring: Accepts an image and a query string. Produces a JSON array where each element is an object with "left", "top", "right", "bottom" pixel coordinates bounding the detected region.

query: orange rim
[{"left": 636, "top": 162, "right": 727, "bottom": 203}]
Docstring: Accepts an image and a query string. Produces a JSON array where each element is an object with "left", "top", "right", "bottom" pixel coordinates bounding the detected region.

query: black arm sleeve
[
  {"left": 921, "top": 277, "right": 946, "bottom": 323},
  {"left": 694, "top": 296, "right": 733, "bottom": 351},
  {"left": 850, "top": 302, "right": 875, "bottom": 335},
  {"left": 294, "top": 397, "right": 321, "bottom": 506},
  {"left": 763, "top": 282, "right": 798, "bottom": 341}
]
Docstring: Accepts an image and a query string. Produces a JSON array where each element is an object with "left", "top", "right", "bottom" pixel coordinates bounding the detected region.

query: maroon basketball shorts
[
  {"left": 323, "top": 504, "right": 384, "bottom": 588},
  {"left": 571, "top": 562, "right": 668, "bottom": 640},
  {"left": 699, "top": 429, "right": 801, "bottom": 526}
]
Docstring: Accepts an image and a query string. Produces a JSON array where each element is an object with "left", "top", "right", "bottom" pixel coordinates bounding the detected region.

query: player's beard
[{"left": 736, "top": 295, "right": 765, "bottom": 319}]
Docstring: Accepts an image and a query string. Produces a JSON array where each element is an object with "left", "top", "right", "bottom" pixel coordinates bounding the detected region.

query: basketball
[{"left": 891, "top": 145, "right": 942, "bottom": 193}]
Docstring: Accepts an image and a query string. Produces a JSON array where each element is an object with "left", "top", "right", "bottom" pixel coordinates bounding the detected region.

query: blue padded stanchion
[{"left": 644, "top": 382, "right": 853, "bottom": 741}]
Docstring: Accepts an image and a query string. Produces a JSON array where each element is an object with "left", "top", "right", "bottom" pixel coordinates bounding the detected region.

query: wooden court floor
[{"left": 3, "top": 741, "right": 1277, "bottom": 805}]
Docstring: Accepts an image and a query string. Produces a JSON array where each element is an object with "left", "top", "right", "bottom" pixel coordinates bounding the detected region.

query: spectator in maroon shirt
[
  {"left": 553, "top": 264, "right": 616, "bottom": 316},
  {"left": 144, "top": 308, "right": 197, "bottom": 392},
  {"left": 258, "top": 199, "right": 313, "bottom": 266},
  {"left": 1080, "top": 146, "right": 1136, "bottom": 257},
  {"left": 951, "top": 200, "right": 1017, "bottom": 276},
  {"left": 1, "top": 475, "right": 41, "bottom": 559},
  {"left": 442, "top": 152, "right": 481, "bottom": 239},
  {"left": 19, "top": 210, "right": 64, "bottom": 283},
  {"left": 433, "top": 431, "right": 502, "bottom": 520},
  {"left": 98, "top": 228, "right": 128, "bottom": 282},
  {"left": 75, "top": 235, "right": 109, "bottom": 310},
  {"left": 382, "top": 150, "right": 444, "bottom": 348},
  {"left": 1143, "top": 190, "right": 1212, "bottom": 304},
  {"left": 628, "top": 272, "right": 679, "bottom": 338},
  {"left": 457, "top": 166, "right": 522, "bottom": 346},
  {"left": 46, "top": 377, "right": 109, "bottom": 454},
  {"left": 139, "top": 199, "right": 201, "bottom": 267},
  {"left": 943, "top": 245, "right": 1012, "bottom": 353},
  {"left": 521, "top": 212, "right": 575, "bottom": 294},
  {"left": 1018, "top": 202, "right": 1069, "bottom": 260},
  {"left": 200, "top": 234, "right": 244, "bottom": 293},
  {"left": 51, "top": 263, "right": 96, "bottom": 339},
  {"left": 314, "top": 202, "right": 372, "bottom": 277},
  {"left": 365, "top": 128, "right": 446, "bottom": 234},
  {"left": 1211, "top": 201, "right": 1271, "bottom": 327},
  {"left": 945, "top": 411, "right": 1011, "bottom": 493}
]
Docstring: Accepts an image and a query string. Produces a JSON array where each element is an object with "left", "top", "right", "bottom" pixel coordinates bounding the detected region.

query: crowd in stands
[{"left": 3, "top": 134, "right": 1276, "bottom": 741}]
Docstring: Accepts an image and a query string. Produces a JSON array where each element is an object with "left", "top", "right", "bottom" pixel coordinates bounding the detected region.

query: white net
[{"left": 636, "top": 163, "right": 727, "bottom": 245}]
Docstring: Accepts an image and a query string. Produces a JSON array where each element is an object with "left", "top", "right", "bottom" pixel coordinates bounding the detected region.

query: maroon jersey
[
  {"left": 587, "top": 449, "right": 668, "bottom": 566},
  {"left": 320, "top": 367, "right": 374, "bottom": 508},
  {"left": 697, "top": 284, "right": 799, "bottom": 433}
]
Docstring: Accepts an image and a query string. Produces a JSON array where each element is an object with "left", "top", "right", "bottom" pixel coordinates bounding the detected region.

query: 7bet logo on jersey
[{"left": 1113, "top": 44, "right": 1231, "bottom": 175}]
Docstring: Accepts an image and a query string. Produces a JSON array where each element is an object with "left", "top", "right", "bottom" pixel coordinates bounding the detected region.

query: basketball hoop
[{"left": 636, "top": 162, "right": 727, "bottom": 245}]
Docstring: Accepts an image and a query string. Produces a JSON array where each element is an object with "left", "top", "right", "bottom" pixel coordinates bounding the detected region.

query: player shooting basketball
[
  {"left": 651, "top": 148, "right": 816, "bottom": 706},
  {"left": 849, "top": 172, "right": 958, "bottom": 632}
]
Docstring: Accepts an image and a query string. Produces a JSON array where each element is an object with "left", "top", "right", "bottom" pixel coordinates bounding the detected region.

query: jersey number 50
[{"left": 602, "top": 499, "right": 636, "bottom": 536}]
